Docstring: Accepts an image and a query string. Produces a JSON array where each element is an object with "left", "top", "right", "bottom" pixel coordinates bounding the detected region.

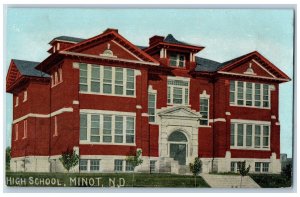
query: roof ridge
[{"left": 12, "top": 59, "right": 40, "bottom": 64}]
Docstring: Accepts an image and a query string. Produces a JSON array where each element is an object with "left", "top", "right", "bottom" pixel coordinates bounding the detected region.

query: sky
[{"left": 4, "top": 8, "right": 294, "bottom": 157}]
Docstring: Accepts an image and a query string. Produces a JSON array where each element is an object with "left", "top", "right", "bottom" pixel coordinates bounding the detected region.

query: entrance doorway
[{"left": 168, "top": 131, "right": 188, "bottom": 165}]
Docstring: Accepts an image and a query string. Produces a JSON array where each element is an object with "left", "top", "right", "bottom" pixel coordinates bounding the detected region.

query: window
[
  {"left": 167, "top": 78, "right": 189, "bottom": 105},
  {"left": 263, "top": 126, "right": 270, "bottom": 148},
  {"left": 15, "top": 96, "right": 19, "bottom": 107},
  {"left": 126, "top": 117, "right": 135, "bottom": 143},
  {"left": 91, "top": 65, "right": 100, "bottom": 93},
  {"left": 79, "top": 63, "right": 136, "bottom": 96},
  {"left": 115, "top": 68, "right": 124, "bottom": 95},
  {"left": 126, "top": 161, "right": 134, "bottom": 172},
  {"left": 80, "top": 113, "right": 135, "bottom": 145},
  {"left": 246, "top": 83, "right": 253, "bottom": 106},
  {"left": 200, "top": 97, "right": 209, "bottom": 125},
  {"left": 230, "top": 162, "right": 243, "bottom": 173},
  {"left": 79, "top": 63, "right": 88, "bottom": 91},
  {"left": 90, "top": 114, "right": 100, "bottom": 142},
  {"left": 79, "top": 159, "right": 100, "bottom": 172},
  {"left": 114, "top": 160, "right": 123, "bottom": 172},
  {"left": 23, "top": 91, "right": 27, "bottom": 102},
  {"left": 237, "top": 124, "right": 244, "bottom": 146},
  {"left": 103, "top": 66, "right": 112, "bottom": 94},
  {"left": 230, "top": 124, "right": 235, "bottom": 146},
  {"left": 80, "top": 114, "right": 87, "bottom": 141},
  {"left": 126, "top": 69, "right": 135, "bottom": 95},
  {"left": 255, "top": 125, "right": 261, "bottom": 148},
  {"left": 150, "top": 160, "right": 156, "bottom": 173},
  {"left": 255, "top": 162, "right": 269, "bottom": 173},
  {"left": 79, "top": 159, "right": 88, "bottom": 172},
  {"left": 114, "top": 116, "right": 123, "bottom": 143},
  {"left": 231, "top": 162, "right": 238, "bottom": 172},
  {"left": 262, "top": 163, "right": 269, "bottom": 172},
  {"left": 254, "top": 83, "right": 261, "bottom": 107},
  {"left": 90, "top": 160, "right": 100, "bottom": 171},
  {"left": 103, "top": 115, "right": 112, "bottom": 143},
  {"left": 230, "top": 81, "right": 235, "bottom": 104},
  {"left": 230, "top": 81, "right": 270, "bottom": 108},
  {"left": 263, "top": 84, "right": 269, "bottom": 107},
  {"left": 231, "top": 122, "right": 270, "bottom": 149},
  {"left": 246, "top": 125, "right": 252, "bottom": 147},
  {"left": 15, "top": 124, "right": 18, "bottom": 141},
  {"left": 148, "top": 93, "right": 156, "bottom": 122},
  {"left": 237, "top": 81, "right": 244, "bottom": 105},
  {"left": 169, "top": 53, "right": 185, "bottom": 67},
  {"left": 23, "top": 120, "right": 27, "bottom": 139},
  {"left": 230, "top": 162, "right": 236, "bottom": 172},
  {"left": 255, "top": 162, "right": 261, "bottom": 172}
]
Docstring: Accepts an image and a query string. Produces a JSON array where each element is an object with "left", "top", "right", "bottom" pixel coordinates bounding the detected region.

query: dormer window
[{"left": 169, "top": 53, "right": 185, "bottom": 68}]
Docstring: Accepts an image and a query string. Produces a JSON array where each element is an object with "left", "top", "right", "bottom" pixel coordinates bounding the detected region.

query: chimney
[
  {"left": 103, "top": 28, "right": 118, "bottom": 34},
  {"left": 149, "top": 35, "right": 164, "bottom": 46}
]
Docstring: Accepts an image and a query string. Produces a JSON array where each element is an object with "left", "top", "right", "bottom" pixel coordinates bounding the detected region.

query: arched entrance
[{"left": 168, "top": 131, "right": 188, "bottom": 165}]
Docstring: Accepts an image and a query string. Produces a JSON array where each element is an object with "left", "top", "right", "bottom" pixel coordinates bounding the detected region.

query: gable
[
  {"left": 63, "top": 29, "right": 159, "bottom": 64},
  {"left": 76, "top": 39, "right": 142, "bottom": 61},
  {"left": 158, "top": 106, "right": 201, "bottom": 119},
  {"left": 218, "top": 51, "right": 290, "bottom": 81},
  {"left": 227, "top": 58, "right": 275, "bottom": 78},
  {"left": 6, "top": 59, "right": 50, "bottom": 93},
  {"left": 6, "top": 61, "right": 22, "bottom": 91}
]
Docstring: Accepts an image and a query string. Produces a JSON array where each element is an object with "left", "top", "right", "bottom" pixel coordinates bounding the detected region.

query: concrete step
[{"left": 201, "top": 174, "right": 260, "bottom": 188}]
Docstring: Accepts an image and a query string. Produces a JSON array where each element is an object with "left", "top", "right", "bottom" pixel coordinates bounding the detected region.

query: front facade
[{"left": 6, "top": 28, "right": 290, "bottom": 174}]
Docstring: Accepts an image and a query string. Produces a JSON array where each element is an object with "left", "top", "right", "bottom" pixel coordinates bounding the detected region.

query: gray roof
[
  {"left": 13, "top": 59, "right": 50, "bottom": 78},
  {"left": 195, "top": 56, "right": 223, "bottom": 72},
  {"left": 52, "top": 36, "right": 85, "bottom": 43},
  {"left": 164, "top": 34, "right": 203, "bottom": 48}
]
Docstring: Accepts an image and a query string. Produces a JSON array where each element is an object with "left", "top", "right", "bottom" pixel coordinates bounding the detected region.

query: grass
[
  {"left": 5, "top": 172, "right": 210, "bottom": 188},
  {"left": 249, "top": 174, "right": 292, "bottom": 188}
]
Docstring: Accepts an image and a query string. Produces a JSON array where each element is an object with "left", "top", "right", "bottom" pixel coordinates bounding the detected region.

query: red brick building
[{"left": 6, "top": 28, "right": 290, "bottom": 174}]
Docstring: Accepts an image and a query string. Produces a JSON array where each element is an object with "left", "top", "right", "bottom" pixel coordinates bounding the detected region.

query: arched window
[{"left": 168, "top": 131, "right": 187, "bottom": 142}]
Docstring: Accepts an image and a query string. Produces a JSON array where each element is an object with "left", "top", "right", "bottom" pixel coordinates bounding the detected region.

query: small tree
[
  {"left": 189, "top": 157, "right": 202, "bottom": 187},
  {"left": 237, "top": 161, "right": 250, "bottom": 188},
  {"left": 59, "top": 148, "right": 79, "bottom": 172},
  {"left": 6, "top": 147, "right": 11, "bottom": 171},
  {"left": 125, "top": 149, "right": 143, "bottom": 186}
]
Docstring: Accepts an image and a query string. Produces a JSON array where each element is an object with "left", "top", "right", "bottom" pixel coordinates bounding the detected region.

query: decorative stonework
[
  {"left": 243, "top": 62, "right": 257, "bottom": 75},
  {"left": 100, "top": 43, "right": 117, "bottom": 58}
]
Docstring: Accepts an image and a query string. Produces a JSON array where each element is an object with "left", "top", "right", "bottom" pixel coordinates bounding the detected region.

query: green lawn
[
  {"left": 249, "top": 174, "right": 292, "bottom": 188},
  {"left": 5, "top": 172, "right": 210, "bottom": 188}
]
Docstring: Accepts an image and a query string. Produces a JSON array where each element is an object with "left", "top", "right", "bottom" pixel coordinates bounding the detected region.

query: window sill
[
  {"left": 230, "top": 104, "right": 271, "bottom": 110},
  {"left": 79, "top": 142, "right": 136, "bottom": 146},
  {"left": 149, "top": 122, "right": 159, "bottom": 125},
  {"left": 230, "top": 147, "right": 270, "bottom": 151},
  {"left": 199, "top": 125, "right": 211, "bottom": 128},
  {"left": 51, "top": 81, "right": 63, "bottom": 88},
  {"left": 79, "top": 91, "right": 136, "bottom": 98}
]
